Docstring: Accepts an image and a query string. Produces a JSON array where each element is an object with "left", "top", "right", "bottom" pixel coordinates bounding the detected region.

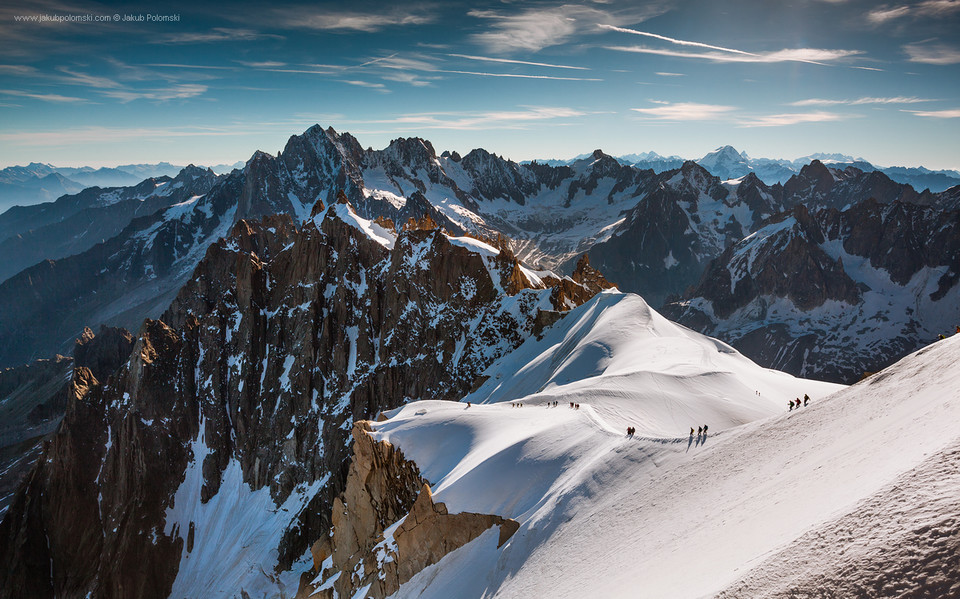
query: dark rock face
[
  {"left": 0, "top": 326, "right": 133, "bottom": 518},
  {"left": 665, "top": 200, "right": 960, "bottom": 383},
  {"left": 581, "top": 162, "right": 766, "bottom": 307},
  {"left": 0, "top": 197, "right": 608, "bottom": 598}
]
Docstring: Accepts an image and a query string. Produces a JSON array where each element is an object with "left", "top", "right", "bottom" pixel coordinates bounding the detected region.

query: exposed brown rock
[
  {"left": 550, "top": 254, "right": 618, "bottom": 311},
  {"left": 302, "top": 422, "right": 518, "bottom": 599}
]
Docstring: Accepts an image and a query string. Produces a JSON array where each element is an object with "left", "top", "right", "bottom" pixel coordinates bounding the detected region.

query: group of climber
[
  {"left": 510, "top": 402, "right": 524, "bottom": 408},
  {"left": 938, "top": 325, "right": 960, "bottom": 340},
  {"left": 690, "top": 425, "right": 709, "bottom": 436},
  {"left": 626, "top": 426, "right": 636, "bottom": 436},
  {"left": 569, "top": 402, "right": 581, "bottom": 409},
  {"left": 789, "top": 394, "right": 811, "bottom": 411}
]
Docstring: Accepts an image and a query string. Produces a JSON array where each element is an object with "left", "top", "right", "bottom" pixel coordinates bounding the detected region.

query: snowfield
[{"left": 365, "top": 296, "right": 960, "bottom": 598}]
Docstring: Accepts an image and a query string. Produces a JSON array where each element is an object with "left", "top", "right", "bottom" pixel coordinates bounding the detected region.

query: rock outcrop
[
  {"left": 301, "top": 422, "right": 518, "bottom": 599},
  {"left": 0, "top": 326, "right": 133, "bottom": 517}
]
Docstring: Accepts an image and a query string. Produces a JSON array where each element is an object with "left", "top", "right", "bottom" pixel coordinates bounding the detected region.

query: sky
[{"left": 1, "top": 0, "right": 959, "bottom": 170}]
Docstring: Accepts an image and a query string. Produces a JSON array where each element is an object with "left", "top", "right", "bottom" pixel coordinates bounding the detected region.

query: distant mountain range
[
  {"left": 533, "top": 146, "right": 960, "bottom": 193},
  {"left": 0, "top": 161, "right": 245, "bottom": 211}
]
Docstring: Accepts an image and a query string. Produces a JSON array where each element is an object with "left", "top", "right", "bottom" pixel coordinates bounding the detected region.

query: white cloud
[
  {"left": 790, "top": 96, "right": 934, "bottom": 106},
  {"left": 905, "top": 108, "right": 960, "bottom": 118},
  {"left": 56, "top": 67, "right": 124, "bottom": 89},
  {"left": 363, "top": 106, "right": 588, "bottom": 130},
  {"left": 157, "top": 28, "right": 283, "bottom": 44},
  {"left": 868, "top": 1, "right": 960, "bottom": 24},
  {"left": 738, "top": 111, "right": 849, "bottom": 127},
  {"left": 0, "top": 89, "right": 87, "bottom": 103},
  {"left": 236, "top": 61, "right": 287, "bottom": 68},
  {"left": 631, "top": 102, "right": 736, "bottom": 120},
  {"left": 655, "top": 72, "right": 684, "bottom": 77},
  {"left": 447, "top": 53, "right": 589, "bottom": 70},
  {"left": 267, "top": 8, "right": 434, "bottom": 32},
  {"left": 468, "top": 5, "right": 666, "bottom": 53},
  {"left": 0, "top": 65, "right": 38, "bottom": 76},
  {"left": 904, "top": 41, "right": 960, "bottom": 64},
  {"left": 100, "top": 84, "right": 208, "bottom": 102},
  {"left": 867, "top": 6, "right": 911, "bottom": 24},
  {"left": 340, "top": 80, "right": 389, "bottom": 93},
  {"left": 606, "top": 45, "right": 861, "bottom": 65}
]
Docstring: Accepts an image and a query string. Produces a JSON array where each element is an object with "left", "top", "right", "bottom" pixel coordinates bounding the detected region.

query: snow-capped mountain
[
  {"left": 0, "top": 126, "right": 956, "bottom": 383},
  {"left": 664, "top": 199, "right": 960, "bottom": 382},
  {"left": 0, "top": 165, "right": 219, "bottom": 284},
  {"left": 696, "top": 145, "right": 754, "bottom": 181}
]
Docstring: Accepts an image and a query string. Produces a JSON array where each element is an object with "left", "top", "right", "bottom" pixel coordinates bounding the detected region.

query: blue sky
[{"left": 1, "top": 0, "right": 959, "bottom": 169}]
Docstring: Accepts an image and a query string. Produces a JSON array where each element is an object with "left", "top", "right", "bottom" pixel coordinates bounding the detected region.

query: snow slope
[
  {"left": 365, "top": 300, "right": 960, "bottom": 598},
  {"left": 463, "top": 291, "right": 839, "bottom": 436}
]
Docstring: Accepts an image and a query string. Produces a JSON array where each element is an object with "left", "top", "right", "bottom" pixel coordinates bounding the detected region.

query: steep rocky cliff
[
  {"left": 0, "top": 193, "right": 606, "bottom": 598},
  {"left": 0, "top": 326, "right": 133, "bottom": 517},
  {"left": 299, "top": 421, "right": 518, "bottom": 599}
]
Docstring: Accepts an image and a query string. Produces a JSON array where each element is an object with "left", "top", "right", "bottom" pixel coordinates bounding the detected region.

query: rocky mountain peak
[{"left": 383, "top": 136, "right": 439, "bottom": 167}]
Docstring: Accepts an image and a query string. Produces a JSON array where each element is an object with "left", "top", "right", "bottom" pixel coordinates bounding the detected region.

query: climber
[
  {"left": 789, "top": 400, "right": 794, "bottom": 411},
  {"left": 690, "top": 427, "right": 695, "bottom": 436},
  {"left": 804, "top": 394, "right": 810, "bottom": 406},
  {"left": 702, "top": 424, "right": 708, "bottom": 435},
  {"left": 697, "top": 426, "right": 702, "bottom": 435}
]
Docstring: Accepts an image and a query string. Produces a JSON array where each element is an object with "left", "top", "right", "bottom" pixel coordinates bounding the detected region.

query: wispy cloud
[
  {"left": 868, "top": 0, "right": 960, "bottom": 24},
  {"left": 144, "top": 63, "right": 236, "bottom": 70},
  {"left": 156, "top": 28, "right": 283, "bottom": 44},
  {"left": 361, "top": 106, "right": 588, "bottom": 130},
  {"left": 468, "top": 4, "right": 667, "bottom": 53},
  {"left": 852, "top": 65, "right": 885, "bottom": 71},
  {"left": 341, "top": 80, "right": 389, "bottom": 93},
  {"left": 439, "top": 70, "right": 602, "bottom": 82},
  {"left": 738, "top": 111, "right": 849, "bottom": 127},
  {"left": 631, "top": 101, "right": 854, "bottom": 127},
  {"left": 867, "top": 6, "right": 911, "bottom": 24},
  {"left": 100, "top": 84, "right": 209, "bottom": 102},
  {"left": 790, "top": 96, "right": 934, "bottom": 106},
  {"left": 447, "top": 53, "right": 589, "bottom": 70},
  {"left": 267, "top": 8, "right": 434, "bottom": 32},
  {"left": 599, "top": 24, "right": 756, "bottom": 56},
  {"left": 56, "top": 66, "right": 124, "bottom": 89},
  {"left": 236, "top": 60, "right": 287, "bottom": 68},
  {"left": 655, "top": 72, "right": 684, "bottom": 77},
  {"left": 606, "top": 45, "right": 861, "bottom": 65},
  {"left": 0, "top": 65, "right": 39, "bottom": 76},
  {"left": 903, "top": 41, "right": 960, "bottom": 64},
  {"left": 905, "top": 108, "right": 960, "bottom": 118},
  {"left": 631, "top": 101, "right": 736, "bottom": 120},
  {"left": 0, "top": 89, "right": 87, "bottom": 103}
]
